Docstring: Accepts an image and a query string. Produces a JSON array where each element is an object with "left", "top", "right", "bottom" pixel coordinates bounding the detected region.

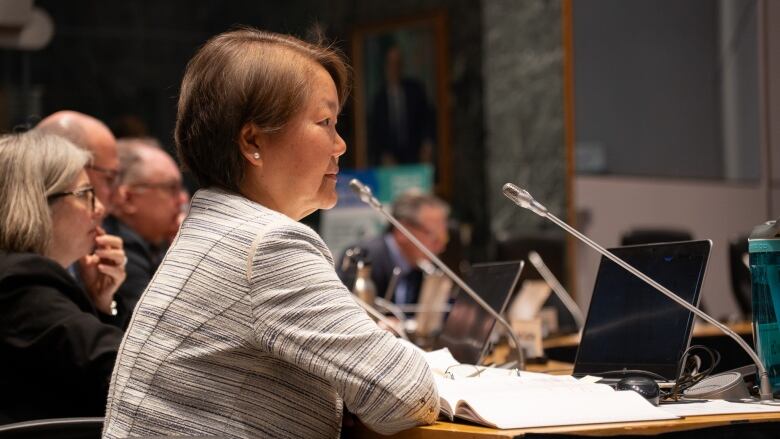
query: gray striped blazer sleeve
[{"left": 248, "top": 220, "right": 439, "bottom": 434}]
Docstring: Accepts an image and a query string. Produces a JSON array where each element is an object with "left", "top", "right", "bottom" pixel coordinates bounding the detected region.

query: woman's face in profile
[
  {"left": 258, "top": 64, "right": 346, "bottom": 220},
  {"left": 48, "top": 170, "right": 105, "bottom": 266}
]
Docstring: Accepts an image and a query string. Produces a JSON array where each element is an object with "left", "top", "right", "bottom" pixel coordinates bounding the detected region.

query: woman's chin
[
  {"left": 297, "top": 190, "right": 339, "bottom": 218},
  {"left": 318, "top": 189, "right": 339, "bottom": 210},
  {"left": 320, "top": 197, "right": 338, "bottom": 211}
]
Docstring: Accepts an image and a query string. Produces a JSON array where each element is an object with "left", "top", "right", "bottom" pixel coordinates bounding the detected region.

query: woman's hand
[{"left": 78, "top": 227, "right": 127, "bottom": 315}]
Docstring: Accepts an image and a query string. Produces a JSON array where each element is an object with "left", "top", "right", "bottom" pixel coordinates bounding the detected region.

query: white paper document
[{"left": 424, "top": 349, "right": 678, "bottom": 429}]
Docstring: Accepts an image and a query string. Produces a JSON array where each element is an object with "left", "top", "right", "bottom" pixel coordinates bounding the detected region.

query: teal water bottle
[{"left": 749, "top": 219, "right": 780, "bottom": 393}]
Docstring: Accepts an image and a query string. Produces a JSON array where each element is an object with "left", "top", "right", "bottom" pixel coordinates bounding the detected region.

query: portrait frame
[{"left": 352, "top": 11, "right": 451, "bottom": 197}]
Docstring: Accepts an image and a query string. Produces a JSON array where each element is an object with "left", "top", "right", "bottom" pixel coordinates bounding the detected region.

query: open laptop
[
  {"left": 434, "top": 260, "right": 524, "bottom": 365},
  {"left": 573, "top": 240, "right": 712, "bottom": 384}
]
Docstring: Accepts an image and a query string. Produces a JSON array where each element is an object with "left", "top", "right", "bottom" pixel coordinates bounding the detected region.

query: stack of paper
[{"left": 425, "top": 348, "right": 678, "bottom": 429}]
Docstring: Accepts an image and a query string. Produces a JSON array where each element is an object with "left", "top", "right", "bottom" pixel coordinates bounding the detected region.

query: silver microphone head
[
  {"left": 349, "top": 179, "right": 380, "bottom": 208},
  {"left": 527, "top": 250, "right": 543, "bottom": 266},
  {"left": 348, "top": 178, "right": 366, "bottom": 194},
  {"left": 502, "top": 183, "right": 524, "bottom": 203},
  {"left": 502, "top": 183, "right": 548, "bottom": 216}
]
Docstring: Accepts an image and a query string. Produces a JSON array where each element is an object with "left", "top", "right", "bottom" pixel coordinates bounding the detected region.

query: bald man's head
[
  {"left": 37, "top": 111, "right": 119, "bottom": 209},
  {"left": 114, "top": 138, "right": 186, "bottom": 245}
]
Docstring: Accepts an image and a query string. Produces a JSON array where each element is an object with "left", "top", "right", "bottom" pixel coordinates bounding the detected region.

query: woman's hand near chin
[{"left": 78, "top": 226, "right": 127, "bottom": 315}]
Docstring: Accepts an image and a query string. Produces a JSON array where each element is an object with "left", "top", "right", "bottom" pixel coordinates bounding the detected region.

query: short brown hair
[{"left": 175, "top": 27, "right": 350, "bottom": 192}]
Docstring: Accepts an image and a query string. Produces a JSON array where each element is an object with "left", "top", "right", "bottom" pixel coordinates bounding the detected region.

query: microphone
[
  {"left": 350, "top": 179, "right": 527, "bottom": 370},
  {"left": 502, "top": 184, "right": 548, "bottom": 216},
  {"left": 527, "top": 251, "right": 585, "bottom": 331},
  {"left": 503, "top": 183, "right": 775, "bottom": 401},
  {"left": 374, "top": 297, "right": 408, "bottom": 324},
  {"left": 341, "top": 246, "right": 410, "bottom": 339},
  {"left": 351, "top": 293, "right": 410, "bottom": 341},
  {"left": 384, "top": 267, "right": 403, "bottom": 301}
]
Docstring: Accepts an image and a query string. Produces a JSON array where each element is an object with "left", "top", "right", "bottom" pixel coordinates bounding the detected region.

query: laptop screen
[
  {"left": 573, "top": 240, "right": 711, "bottom": 381},
  {"left": 434, "top": 260, "right": 524, "bottom": 365}
]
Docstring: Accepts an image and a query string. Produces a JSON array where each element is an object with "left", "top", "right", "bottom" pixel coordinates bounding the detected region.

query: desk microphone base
[{"left": 683, "top": 371, "right": 751, "bottom": 400}]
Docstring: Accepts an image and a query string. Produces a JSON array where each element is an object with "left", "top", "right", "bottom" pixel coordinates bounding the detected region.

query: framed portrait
[{"left": 352, "top": 12, "right": 451, "bottom": 196}]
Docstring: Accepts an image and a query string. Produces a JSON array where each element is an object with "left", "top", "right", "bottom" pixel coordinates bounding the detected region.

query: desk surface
[
  {"left": 357, "top": 329, "right": 779, "bottom": 439},
  {"left": 355, "top": 411, "right": 780, "bottom": 438}
]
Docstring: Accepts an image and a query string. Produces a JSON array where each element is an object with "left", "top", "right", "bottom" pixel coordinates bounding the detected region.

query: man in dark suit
[
  {"left": 337, "top": 191, "right": 449, "bottom": 307},
  {"left": 105, "top": 138, "right": 187, "bottom": 328},
  {"left": 369, "top": 45, "right": 435, "bottom": 166}
]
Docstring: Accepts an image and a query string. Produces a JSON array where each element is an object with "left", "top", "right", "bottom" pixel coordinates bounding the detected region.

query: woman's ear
[{"left": 238, "top": 123, "right": 265, "bottom": 167}]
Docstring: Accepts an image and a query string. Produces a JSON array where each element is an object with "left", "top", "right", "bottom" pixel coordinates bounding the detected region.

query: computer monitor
[
  {"left": 573, "top": 240, "right": 711, "bottom": 381},
  {"left": 434, "top": 260, "right": 524, "bottom": 365}
]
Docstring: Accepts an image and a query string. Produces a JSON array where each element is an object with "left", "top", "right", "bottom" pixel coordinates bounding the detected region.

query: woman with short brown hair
[
  {"left": 175, "top": 28, "right": 349, "bottom": 193},
  {"left": 103, "top": 27, "right": 439, "bottom": 439}
]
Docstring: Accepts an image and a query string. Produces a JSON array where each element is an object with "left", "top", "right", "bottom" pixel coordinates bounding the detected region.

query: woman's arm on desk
[{"left": 249, "top": 222, "right": 440, "bottom": 435}]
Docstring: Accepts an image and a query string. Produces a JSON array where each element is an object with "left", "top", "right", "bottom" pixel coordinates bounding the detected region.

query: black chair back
[{"left": 0, "top": 417, "right": 103, "bottom": 439}]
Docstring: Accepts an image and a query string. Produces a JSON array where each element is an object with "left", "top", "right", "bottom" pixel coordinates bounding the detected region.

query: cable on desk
[{"left": 663, "top": 344, "right": 721, "bottom": 401}]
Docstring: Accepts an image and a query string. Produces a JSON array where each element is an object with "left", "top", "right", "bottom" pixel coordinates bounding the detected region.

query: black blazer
[
  {"left": 0, "top": 251, "right": 123, "bottom": 424},
  {"left": 103, "top": 215, "right": 165, "bottom": 330}
]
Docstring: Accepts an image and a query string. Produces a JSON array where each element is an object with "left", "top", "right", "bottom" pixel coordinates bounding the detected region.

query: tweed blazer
[{"left": 103, "top": 188, "right": 439, "bottom": 438}]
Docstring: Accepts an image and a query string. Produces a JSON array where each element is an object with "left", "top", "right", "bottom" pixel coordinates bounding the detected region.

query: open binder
[{"left": 425, "top": 349, "right": 678, "bottom": 429}]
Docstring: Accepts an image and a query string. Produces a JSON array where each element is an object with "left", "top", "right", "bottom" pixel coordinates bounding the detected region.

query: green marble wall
[{"left": 482, "top": 0, "right": 567, "bottom": 242}]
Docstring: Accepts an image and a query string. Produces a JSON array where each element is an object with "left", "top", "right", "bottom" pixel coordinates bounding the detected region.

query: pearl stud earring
[{"left": 253, "top": 152, "right": 260, "bottom": 160}]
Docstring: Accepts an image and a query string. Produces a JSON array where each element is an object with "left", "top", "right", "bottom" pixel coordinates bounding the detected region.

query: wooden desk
[
  {"left": 542, "top": 321, "right": 753, "bottom": 351},
  {"left": 354, "top": 332, "right": 780, "bottom": 438},
  {"left": 356, "top": 352, "right": 777, "bottom": 437},
  {"left": 692, "top": 321, "right": 752, "bottom": 338},
  {"left": 355, "top": 411, "right": 780, "bottom": 438}
]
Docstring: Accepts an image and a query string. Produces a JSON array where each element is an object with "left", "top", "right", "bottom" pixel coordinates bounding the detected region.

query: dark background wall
[
  {"left": 0, "top": 0, "right": 493, "bottom": 259},
  {"left": 1, "top": 1, "right": 572, "bottom": 266}
]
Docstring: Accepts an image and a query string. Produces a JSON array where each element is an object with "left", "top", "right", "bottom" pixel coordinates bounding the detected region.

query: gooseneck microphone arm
[
  {"left": 528, "top": 251, "right": 585, "bottom": 330},
  {"left": 352, "top": 294, "right": 409, "bottom": 341},
  {"left": 350, "top": 179, "right": 526, "bottom": 370},
  {"left": 502, "top": 183, "right": 774, "bottom": 401}
]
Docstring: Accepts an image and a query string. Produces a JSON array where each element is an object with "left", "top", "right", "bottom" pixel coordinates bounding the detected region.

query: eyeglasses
[
  {"left": 130, "top": 181, "right": 183, "bottom": 197},
  {"left": 443, "top": 364, "right": 521, "bottom": 380},
  {"left": 86, "top": 164, "right": 120, "bottom": 187},
  {"left": 406, "top": 220, "right": 449, "bottom": 245},
  {"left": 48, "top": 186, "right": 96, "bottom": 212}
]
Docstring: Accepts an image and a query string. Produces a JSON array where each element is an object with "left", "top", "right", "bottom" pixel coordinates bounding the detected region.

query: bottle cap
[{"left": 749, "top": 219, "right": 780, "bottom": 253}]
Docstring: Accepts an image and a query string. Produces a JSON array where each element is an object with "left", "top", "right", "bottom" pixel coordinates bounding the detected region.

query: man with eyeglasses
[
  {"left": 37, "top": 111, "right": 121, "bottom": 211},
  {"left": 337, "top": 190, "right": 450, "bottom": 308},
  {"left": 105, "top": 138, "right": 187, "bottom": 328}
]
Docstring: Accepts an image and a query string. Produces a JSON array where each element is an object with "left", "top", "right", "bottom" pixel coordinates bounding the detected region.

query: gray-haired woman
[{"left": 0, "top": 131, "right": 126, "bottom": 424}]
